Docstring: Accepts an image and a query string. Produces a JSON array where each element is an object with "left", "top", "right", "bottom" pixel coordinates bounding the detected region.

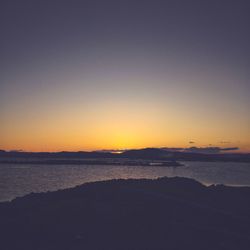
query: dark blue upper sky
[{"left": 1, "top": 0, "right": 250, "bottom": 151}]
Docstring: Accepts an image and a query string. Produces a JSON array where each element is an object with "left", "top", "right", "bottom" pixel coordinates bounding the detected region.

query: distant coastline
[{"left": 1, "top": 148, "right": 250, "bottom": 163}]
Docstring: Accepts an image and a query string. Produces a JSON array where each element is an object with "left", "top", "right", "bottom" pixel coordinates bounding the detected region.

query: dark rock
[{"left": 0, "top": 177, "right": 250, "bottom": 250}]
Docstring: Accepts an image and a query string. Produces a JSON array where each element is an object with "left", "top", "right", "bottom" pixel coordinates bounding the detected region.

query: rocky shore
[{"left": 0, "top": 177, "right": 250, "bottom": 250}]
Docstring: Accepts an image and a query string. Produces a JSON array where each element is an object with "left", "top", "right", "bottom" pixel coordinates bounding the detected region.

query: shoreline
[
  {"left": 0, "top": 159, "right": 183, "bottom": 167},
  {"left": 1, "top": 177, "right": 250, "bottom": 249}
]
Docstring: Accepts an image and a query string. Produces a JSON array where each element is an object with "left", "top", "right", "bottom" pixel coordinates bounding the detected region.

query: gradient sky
[{"left": 1, "top": 0, "right": 250, "bottom": 152}]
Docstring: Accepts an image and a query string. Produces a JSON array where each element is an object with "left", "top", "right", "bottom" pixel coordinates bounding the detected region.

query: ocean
[{"left": 1, "top": 161, "right": 250, "bottom": 202}]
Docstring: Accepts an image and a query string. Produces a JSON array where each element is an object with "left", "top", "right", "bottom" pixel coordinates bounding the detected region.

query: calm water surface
[{"left": 0, "top": 161, "right": 250, "bottom": 202}]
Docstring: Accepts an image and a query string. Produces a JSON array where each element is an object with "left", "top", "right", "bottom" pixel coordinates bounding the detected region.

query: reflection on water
[{"left": 0, "top": 161, "right": 250, "bottom": 201}]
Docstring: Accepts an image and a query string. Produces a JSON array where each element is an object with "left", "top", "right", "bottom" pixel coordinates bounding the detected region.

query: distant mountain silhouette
[
  {"left": 121, "top": 148, "right": 170, "bottom": 159},
  {"left": 120, "top": 148, "right": 250, "bottom": 162},
  {"left": 0, "top": 148, "right": 249, "bottom": 163}
]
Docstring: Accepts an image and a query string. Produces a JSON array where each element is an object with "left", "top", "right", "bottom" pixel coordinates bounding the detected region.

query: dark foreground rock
[{"left": 0, "top": 177, "right": 250, "bottom": 250}]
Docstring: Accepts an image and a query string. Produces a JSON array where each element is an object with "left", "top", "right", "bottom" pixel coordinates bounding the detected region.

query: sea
[{"left": 0, "top": 161, "right": 250, "bottom": 202}]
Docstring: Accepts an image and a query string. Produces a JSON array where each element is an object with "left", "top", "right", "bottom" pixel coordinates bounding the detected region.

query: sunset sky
[{"left": 1, "top": 0, "right": 250, "bottom": 152}]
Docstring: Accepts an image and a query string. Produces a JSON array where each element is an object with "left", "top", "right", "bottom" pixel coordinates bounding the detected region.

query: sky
[{"left": 1, "top": 0, "right": 250, "bottom": 152}]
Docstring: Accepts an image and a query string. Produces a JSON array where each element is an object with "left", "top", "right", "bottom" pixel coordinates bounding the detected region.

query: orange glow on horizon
[{"left": 1, "top": 82, "right": 249, "bottom": 153}]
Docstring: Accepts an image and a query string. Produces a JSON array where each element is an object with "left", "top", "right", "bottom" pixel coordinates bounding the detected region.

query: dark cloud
[
  {"left": 221, "top": 147, "right": 239, "bottom": 151},
  {"left": 161, "top": 146, "right": 239, "bottom": 154},
  {"left": 184, "top": 147, "right": 239, "bottom": 154}
]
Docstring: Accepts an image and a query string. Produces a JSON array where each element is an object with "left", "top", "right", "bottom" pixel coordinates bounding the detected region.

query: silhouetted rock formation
[{"left": 0, "top": 177, "right": 250, "bottom": 250}]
